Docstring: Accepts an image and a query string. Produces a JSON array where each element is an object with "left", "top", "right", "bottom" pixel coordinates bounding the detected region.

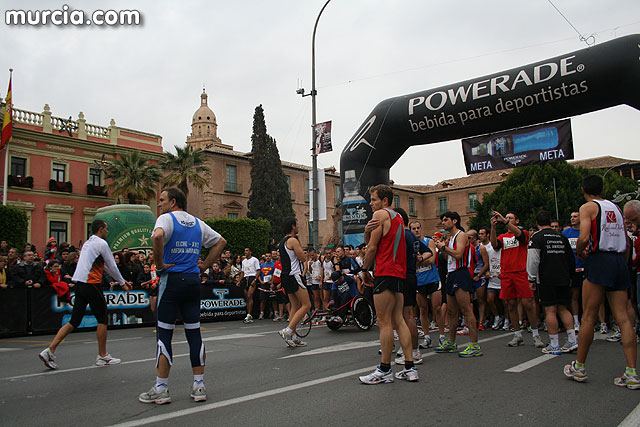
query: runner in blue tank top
[{"left": 139, "top": 188, "right": 227, "bottom": 404}]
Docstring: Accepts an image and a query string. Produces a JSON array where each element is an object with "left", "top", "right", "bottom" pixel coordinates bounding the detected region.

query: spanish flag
[{"left": 1, "top": 73, "right": 12, "bottom": 150}]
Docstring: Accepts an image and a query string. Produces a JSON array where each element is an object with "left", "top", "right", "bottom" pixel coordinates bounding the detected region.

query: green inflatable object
[{"left": 94, "top": 205, "right": 156, "bottom": 252}]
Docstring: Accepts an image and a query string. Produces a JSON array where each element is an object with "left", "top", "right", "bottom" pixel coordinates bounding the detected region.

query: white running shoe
[
  {"left": 417, "top": 328, "right": 425, "bottom": 338},
  {"left": 359, "top": 367, "right": 393, "bottom": 385},
  {"left": 38, "top": 348, "right": 57, "bottom": 370},
  {"left": 418, "top": 335, "right": 432, "bottom": 349},
  {"left": 139, "top": 387, "right": 171, "bottom": 404},
  {"left": 292, "top": 336, "right": 307, "bottom": 347},
  {"left": 96, "top": 353, "right": 121, "bottom": 366},
  {"left": 278, "top": 328, "right": 296, "bottom": 347},
  {"left": 190, "top": 385, "right": 207, "bottom": 402},
  {"left": 243, "top": 314, "right": 254, "bottom": 323},
  {"left": 395, "top": 367, "right": 419, "bottom": 382}
]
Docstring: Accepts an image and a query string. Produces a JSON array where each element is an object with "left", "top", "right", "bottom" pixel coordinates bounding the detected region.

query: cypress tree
[{"left": 247, "top": 105, "right": 295, "bottom": 242}]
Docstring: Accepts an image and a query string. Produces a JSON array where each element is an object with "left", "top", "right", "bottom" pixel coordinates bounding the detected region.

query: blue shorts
[
  {"left": 583, "top": 252, "right": 631, "bottom": 291},
  {"left": 445, "top": 268, "right": 474, "bottom": 296},
  {"left": 157, "top": 273, "right": 202, "bottom": 328}
]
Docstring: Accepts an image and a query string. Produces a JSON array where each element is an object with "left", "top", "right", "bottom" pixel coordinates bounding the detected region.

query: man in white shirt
[
  {"left": 39, "top": 219, "right": 131, "bottom": 370},
  {"left": 240, "top": 247, "right": 260, "bottom": 323}
]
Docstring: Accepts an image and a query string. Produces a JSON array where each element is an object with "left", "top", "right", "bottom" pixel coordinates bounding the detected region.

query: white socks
[{"left": 156, "top": 377, "right": 168, "bottom": 392}]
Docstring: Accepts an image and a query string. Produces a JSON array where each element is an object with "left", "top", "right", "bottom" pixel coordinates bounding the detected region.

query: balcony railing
[
  {"left": 224, "top": 182, "right": 242, "bottom": 194},
  {"left": 49, "top": 180, "right": 72, "bottom": 193},
  {"left": 8, "top": 175, "right": 33, "bottom": 189}
]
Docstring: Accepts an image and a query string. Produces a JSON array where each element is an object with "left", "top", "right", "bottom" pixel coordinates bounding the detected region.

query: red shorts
[{"left": 499, "top": 271, "right": 534, "bottom": 300}]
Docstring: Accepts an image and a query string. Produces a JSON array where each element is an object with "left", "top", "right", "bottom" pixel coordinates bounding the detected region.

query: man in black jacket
[{"left": 12, "top": 250, "right": 45, "bottom": 288}]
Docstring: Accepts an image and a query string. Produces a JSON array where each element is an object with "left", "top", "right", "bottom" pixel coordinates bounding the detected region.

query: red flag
[{"left": 1, "top": 74, "right": 12, "bottom": 150}]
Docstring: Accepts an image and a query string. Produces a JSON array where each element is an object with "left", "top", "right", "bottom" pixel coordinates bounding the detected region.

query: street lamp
[
  {"left": 297, "top": 0, "right": 332, "bottom": 250},
  {"left": 602, "top": 163, "right": 628, "bottom": 180}
]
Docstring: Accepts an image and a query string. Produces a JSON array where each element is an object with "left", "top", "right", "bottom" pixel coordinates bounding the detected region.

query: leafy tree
[
  {"left": 0, "top": 205, "right": 28, "bottom": 249},
  {"left": 469, "top": 161, "right": 638, "bottom": 232},
  {"left": 247, "top": 105, "right": 294, "bottom": 242},
  {"left": 105, "top": 151, "right": 162, "bottom": 204},
  {"left": 203, "top": 217, "right": 270, "bottom": 257},
  {"left": 161, "top": 145, "right": 210, "bottom": 198}
]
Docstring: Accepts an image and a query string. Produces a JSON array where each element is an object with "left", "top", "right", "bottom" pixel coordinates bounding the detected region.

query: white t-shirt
[
  {"left": 153, "top": 211, "right": 221, "bottom": 248},
  {"left": 310, "top": 259, "right": 322, "bottom": 284},
  {"left": 242, "top": 256, "right": 260, "bottom": 277}
]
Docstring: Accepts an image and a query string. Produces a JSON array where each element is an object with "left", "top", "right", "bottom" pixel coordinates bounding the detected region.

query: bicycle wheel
[
  {"left": 326, "top": 317, "right": 343, "bottom": 331},
  {"left": 352, "top": 296, "right": 374, "bottom": 330},
  {"left": 296, "top": 311, "right": 313, "bottom": 337}
]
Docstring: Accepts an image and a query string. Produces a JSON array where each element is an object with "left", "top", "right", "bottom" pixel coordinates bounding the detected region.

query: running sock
[
  {"left": 405, "top": 360, "right": 415, "bottom": 370},
  {"left": 567, "top": 329, "right": 577, "bottom": 342},
  {"left": 573, "top": 315, "right": 579, "bottom": 326},
  {"left": 575, "top": 361, "right": 585, "bottom": 370},
  {"left": 156, "top": 377, "right": 168, "bottom": 392},
  {"left": 439, "top": 334, "right": 445, "bottom": 341},
  {"left": 625, "top": 367, "right": 637, "bottom": 376},
  {"left": 514, "top": 330, "right": 523, "bottom": 339},
  {"left": 531, "top": 328, "right": 539, "bottom": 337},
  {"left": 274, "top": 311, "right": 279, "bottom": 317},
  {"left": 380, "top": 362, "right": 391, "bottom": 372},
  {"left": 193, "top": 374, "right": 204, "bottom": 388},
  {"left": 284, "top": 327, "right": 292, "bottom": 334},
  {"left": 549, "top": 334, "right": 559, "bottom": 348}
]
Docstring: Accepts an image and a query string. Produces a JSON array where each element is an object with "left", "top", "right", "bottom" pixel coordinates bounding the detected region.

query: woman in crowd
[{"left": 45, "top": 259, "right": 72, "bottom": 303}]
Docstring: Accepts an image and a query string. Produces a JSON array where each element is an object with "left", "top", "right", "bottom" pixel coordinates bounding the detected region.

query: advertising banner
[
  {"left": 200, "top": 284, "right": 247, "bottom": 322},
  {"left": 94, "top": 204, "right": 156, "bottom": 253},
  {"left": 0, "top": 288, "right": 28, "bottom": 337},
  {"left": 461, "top": 119, "right": 574, "bottom": 174},
  {"left": 314, "top": 121, "right": 332, "bottom": 154}
]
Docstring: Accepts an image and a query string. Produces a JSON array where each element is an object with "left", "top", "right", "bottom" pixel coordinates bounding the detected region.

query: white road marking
[
  {"left": 504, "top": 354, "right": 558, "bottom": 373},
  {"left": 282, "top": 332, "right": 512, "bottom": 359},
  {"left": 107, "top": 332, "right": 513, "bottom": 427},
  {"left": 175, "top": 332, "right": 267, "bottom": 344},
  {"left": 106, "top": 364, "right": 378, "bottom": 427},
  {"left": 280, "top": 341, "right": 380, "bottom": 358},
  {"left": 84, "top": 337, "right": 142, "bottom": 344},
  {"left": 618, "top": 401, "right": 640, "bottom": 427},
  {"left": 0, "top": 348, "right": 21, "bottom": 352}
]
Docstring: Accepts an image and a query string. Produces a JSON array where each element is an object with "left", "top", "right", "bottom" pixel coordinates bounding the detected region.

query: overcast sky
[{"left": 1, "top": 0, "right": 639, "bottom": 185}]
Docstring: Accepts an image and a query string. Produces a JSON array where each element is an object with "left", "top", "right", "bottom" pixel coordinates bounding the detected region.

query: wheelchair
[{"left": 326, "top": 294, "right": 374, "bottom": 331}]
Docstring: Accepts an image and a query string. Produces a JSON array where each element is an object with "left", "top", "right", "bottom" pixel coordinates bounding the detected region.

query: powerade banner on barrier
[
  {"left": 200, "top": 285, "right": 246, "bottom": 321},
  {"left": 25, "top": 285, "right": 246, "bottom": 334},
  {"left": 461, "top": 119, "right": 574, "bottom": 174},
  {"left": 340, "top": 35, "right": 640, "bottom": 246}
]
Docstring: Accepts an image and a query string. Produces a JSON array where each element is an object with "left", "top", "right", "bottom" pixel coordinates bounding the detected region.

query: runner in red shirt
[
  {"left": 358, "top": 184, "right": 416, "bottom": 384},
  {"left": 491, "top": 211, "right": 543, "bottom": 348}
]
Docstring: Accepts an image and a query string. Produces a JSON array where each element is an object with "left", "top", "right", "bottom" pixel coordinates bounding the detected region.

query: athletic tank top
[
  {"left": 322, "top": 259, "right": 333, "bottom": 281},
  {"left": 163, "top": 212, "right": 202, "bottom": 274},
  {"left": 416, "top": 237, "right": 440, "bottom": 285},
  {"left": 447, "top": 230, "right": 470, "bottom": 273},
  {"left": 474, "top": 244, "right": 484, "bottom": 274},
  {"left": 483, "top": 242, "right": 501, "bottom": 278},
  {"left": 374, "top": 208, "right": 407, "bottom": 278},
  {"left": 278, "top": 235, "right": 302, "bottom": 276},
  {"left": 589, "top": 199, "right": 627, "bottom": 254}
]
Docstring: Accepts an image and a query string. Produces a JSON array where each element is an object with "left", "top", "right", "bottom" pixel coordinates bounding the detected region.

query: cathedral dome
[{"left": 192, "top": 89, "right": 216, "bottom": 125}]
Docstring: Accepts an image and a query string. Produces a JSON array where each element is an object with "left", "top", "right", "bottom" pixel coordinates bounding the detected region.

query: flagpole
[{"left": 2, "top": 69, "right": 11, "bottom": 206}]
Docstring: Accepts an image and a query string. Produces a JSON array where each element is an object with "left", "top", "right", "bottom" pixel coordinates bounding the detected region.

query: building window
[
  {"left": 225, "top": 165, "right": 237, "bottom": 192},
  {"left": 52, "top": 163, "right": 66, "bottom": 182},
  {"left": 227, "top": 213, "right": 239, "bottom": 219},
  {"left": 50, "top": 221, "right": 68, "bottom": 244},
  {"left": 305, "top": 178, "right": 310, "bottom": 203},
  {"left": 89, "top": 168, "right": 102, "bottom": 186},
  {"left": 468, "top": 193, "right": 478, "bottom": 213},
  {"left": 438, "top": 197, "right": 448, "bottom": 215},
  {"left": 285, "top": 175, "right": 291, "bottom": 190},
  {"left": 394, "top": 195, "right": 400, "bottom": 209},
  {"left": 87, "top": 223, "right": 92, "bottom": 239},
  {"left": 409, "top": 197, "right": 416, "bottom": 216},
  {"left": 334, "top": 183, "right": 341, "bottom": 205},
  {"left": 11, "top": 157, "right": 26, "bottom": 177}
]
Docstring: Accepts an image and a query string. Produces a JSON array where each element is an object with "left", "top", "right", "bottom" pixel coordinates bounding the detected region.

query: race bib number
[
  {"left": 568, "top": 237, "right": 577, "bottom": 249},
  {"left": 274, "top": 268, "right": 281, "bottom": 278},
  {"left": 502, "top": 236, "right": 520, "bottom": 250},
  {"left": 416, "top": 264, "right": 432, "bottom": 273}
]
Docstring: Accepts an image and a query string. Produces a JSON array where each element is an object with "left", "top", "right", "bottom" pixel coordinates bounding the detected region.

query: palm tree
[
  {"left": 105, "top": 151, "right": 162, "bottom": 204},
  {"left": 161, "top": 145, "right": 210, "bottom": 198}
]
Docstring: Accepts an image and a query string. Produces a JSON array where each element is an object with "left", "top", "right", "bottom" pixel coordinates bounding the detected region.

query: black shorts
[
  {"left": 310, "top": 282, "right": 321, "bottom": 291},
  {"left": 445, "top": 268, "right": 474, "bottom": 296},
  {"left": 538, "top": 284, "right": 571, "bottom": 307},
  {"left": 69, "top": 282, "right": 108, "bottom": 327},
  {"left": 242, "top": 276, "right": 256, "bottom": 290},
  {"left": 373, "top": 276, "right": 404, "bottom": 295},
  {"left": 570, "top": 271, "right": 584, "bottom": 288},
  {"left": 403, "top": 274, "right": 417, "bottom": 307},
  {"left": 322, "top": 282, "right": 332, "bottom": 291},
  {"left": 584, "top": 252, "right": 631, "bottom": 291},
  {"left": 148, "top": 286, "right": 158, "bottom": 297},
  {"left": 259, "top": 286, "right": 273, "bottom": 301},
  {"left": 282, "top": 274, "right": 306, "bottom": 295},
  {"left": 417, "top": 281, "right": 440, "bottom": 297},
  {"left": 274, "top": 288, "right": 288, "bottom": 304}
]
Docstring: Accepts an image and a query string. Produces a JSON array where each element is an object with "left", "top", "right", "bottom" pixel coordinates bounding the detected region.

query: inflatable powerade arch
[{"left": 340, "top": 34, "right": 640, "bottom": 246}]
